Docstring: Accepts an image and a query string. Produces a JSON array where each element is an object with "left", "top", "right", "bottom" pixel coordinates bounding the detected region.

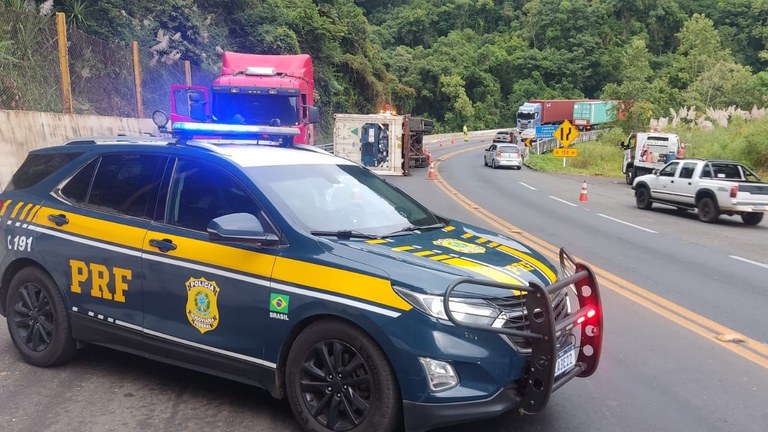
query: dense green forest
[{"left": 3, "top": 0, "right": 768, "bottom": 134}]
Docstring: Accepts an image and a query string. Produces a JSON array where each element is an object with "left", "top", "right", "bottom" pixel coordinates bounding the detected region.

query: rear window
[
  {"left": 5, "top": 152, "right": 82, "bottom": 191},
  {"left": 498, "top": 145, "right": 519, "bottom": 153}
]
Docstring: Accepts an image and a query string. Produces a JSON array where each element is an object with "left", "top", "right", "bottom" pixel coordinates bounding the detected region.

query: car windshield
[{"left": 246, "top": 163, "right": 441, "bottom": 235}]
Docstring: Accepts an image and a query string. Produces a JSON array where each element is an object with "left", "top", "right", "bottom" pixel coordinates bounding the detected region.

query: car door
[
  {"left": 667, "top": 161, "right": 698, "bottom": 206},
  {"left": 35, "top": 152, "right": 167, "bottom": 346},
  {"left": 141, "top": 156, "right": 279, "bottom": 375},
  {"left": 485, "top": 144, "right": 496, "bottom": 164},
  {"left": 652, "top": 161, "right": 681, "bottom": 202}
]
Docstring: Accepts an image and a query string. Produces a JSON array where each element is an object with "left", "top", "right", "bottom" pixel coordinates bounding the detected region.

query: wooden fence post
[
  {"left": 185, "top": 60, "right": 192, "bottom": 86},
  {"left": 56, "top": 12, "right": 73, "bottom": 114},
  {"left": 131, "top": 41, "right": 144, "bottom": 118}
]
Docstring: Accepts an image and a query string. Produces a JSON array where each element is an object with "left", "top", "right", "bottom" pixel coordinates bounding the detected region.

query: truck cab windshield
[
  {"left": 517, "top": 112, "right": 536, "bottom": 120},
  {"left": 214, "top": 93, "right": 299, "bottom": 126}
]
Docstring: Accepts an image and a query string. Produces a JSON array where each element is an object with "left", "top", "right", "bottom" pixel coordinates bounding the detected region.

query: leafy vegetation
[{"left": 1, "top": 0, "right": 768, "bottom": 160}]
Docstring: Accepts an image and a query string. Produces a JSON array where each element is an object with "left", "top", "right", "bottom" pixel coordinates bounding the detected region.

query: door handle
[
  {"left": 671, "top": 180, "right": 675, "bottom": 183},
  {"left": 47, "top": 214, "right": 69, "bottom": 227},
  {"left": 149, "top": 238, "right": 177, "bottom": 253}
]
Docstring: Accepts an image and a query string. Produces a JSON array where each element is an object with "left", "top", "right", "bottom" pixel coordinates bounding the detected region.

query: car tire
[
  {"left": 635, "top": 186, "right": 652, "bottom": 210},
  {"left": 491, "top": 159, "right": 497, "bottom": 169},
  {"left": 286, "top": 320, "right": 400, "bottom": 432},
  {"left": 6, "top": 267, "right": 77, "bottom": 367},
  {"left": 697, "top": 197, "right": 720, "bottom": 223},
  {"left": 741, "top": 212, "right": 763, "bottom": 225}
]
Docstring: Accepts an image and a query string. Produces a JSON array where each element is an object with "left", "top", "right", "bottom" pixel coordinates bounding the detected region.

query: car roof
[{"left": 39, "top": 135, "right": 353, "bottom": 168}]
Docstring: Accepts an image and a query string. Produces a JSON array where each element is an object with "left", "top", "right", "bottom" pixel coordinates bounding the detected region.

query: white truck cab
[{"left": 621, "top": 132, "right": 683, "bottom": 185}]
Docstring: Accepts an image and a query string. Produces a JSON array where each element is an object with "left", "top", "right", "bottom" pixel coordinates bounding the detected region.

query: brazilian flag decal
[{"left": 270, "top": 293, "right": 290, "bottom": 314}]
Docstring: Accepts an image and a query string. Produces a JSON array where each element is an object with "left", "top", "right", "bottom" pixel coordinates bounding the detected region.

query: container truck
[
  {"left": 159, "top": 51, "right": 319, "bottom": 144},
  {"left": 516, "top": 99, "right": 582, "bottom": 131},
  {"left": 573, "top": 100, "right": 617, "bottom": 131}
]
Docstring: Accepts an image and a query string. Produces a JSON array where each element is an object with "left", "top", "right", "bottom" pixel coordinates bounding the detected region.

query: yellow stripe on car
[
  {"left": 272, "top": 257, "right": 412, "bottom": 311},
  {"left": 496, "top": 245, "right": 556, "bottom": 283},
  {"left": 10, "top": 202, "right": 24, "bottom": 219},
  {"left": 0, "top": 200, "right": 11, "bottom": 216},
  {"left": 18, "top": 203, "right": 35, "bottom": 221}
]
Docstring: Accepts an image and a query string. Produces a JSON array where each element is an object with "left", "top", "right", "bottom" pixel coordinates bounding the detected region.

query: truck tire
[
  {"left": 741, "top": 212, "right": 763, "bottom": 225},
  {"left": 625, "top": 167, "right": 636, "bottom": 185},
  {"left": 6, "top": 267, "right": 77, "bottom": 367},
  {"left": 635, "top": 186, "right": 652, "bottom": 210},
  {"left": 286, "top": 320, "right": 400, "bottom": 432},
  {"left": 697, "top": 197, "right": 720, "bottom": 223}
]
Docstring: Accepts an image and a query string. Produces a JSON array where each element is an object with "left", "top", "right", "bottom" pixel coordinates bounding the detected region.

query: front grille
[{"left": 490, "top": 288, "right": 571, "bottom": 350}]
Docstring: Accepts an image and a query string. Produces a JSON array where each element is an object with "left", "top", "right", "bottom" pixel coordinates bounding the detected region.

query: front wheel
[
  {"left": 625, "top": 167, "right": 636, "bottom": 185},
  {"left": 697, "top": 197, "right": 720, "bottom": 223},
  {"left": 741, "top": 212, "right": 764, "bottom": 225},
  {"left": 635, "top": 186, "right": 652, "bottom": 210},
  {"left": 491, "top": 159, "right": 498, "bottom": 169},
  {"left": 6, "top": 267, "right": 77, "bottom": 367},
  {"left": 286, "top": 320, "right": 400, "bottom": 432}
]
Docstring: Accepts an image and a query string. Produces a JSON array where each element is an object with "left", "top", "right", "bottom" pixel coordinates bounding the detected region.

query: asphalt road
[{"left": 1, "top": 136, "right": 766, "bottom": 432}]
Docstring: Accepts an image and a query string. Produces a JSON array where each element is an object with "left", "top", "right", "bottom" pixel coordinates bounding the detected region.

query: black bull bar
[{"left": 444, "top": 260, "right": 603, "bottom": 413}]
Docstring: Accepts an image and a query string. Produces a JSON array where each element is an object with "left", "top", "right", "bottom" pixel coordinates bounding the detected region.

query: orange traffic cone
[
  {"left": 428, "top": 152, "right": 433, "bottom": 164},
  {"left": 450, "top": 137, "right": 455, "bottom": 145},
  {"left": 427, "top": 163, "right": 437, "bottom": 180},
  {"left": 579, "top": 181, "right": 589, "bottom": 202}
]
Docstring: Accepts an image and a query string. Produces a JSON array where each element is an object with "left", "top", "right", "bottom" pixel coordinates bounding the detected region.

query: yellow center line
[{"left": 433, "top": 146, "right": 768, "bottom": 369}]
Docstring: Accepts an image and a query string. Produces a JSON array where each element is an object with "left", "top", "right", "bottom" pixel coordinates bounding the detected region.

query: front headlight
[{"left": 394, "top": 286, "right": 501, "bottom": 326}]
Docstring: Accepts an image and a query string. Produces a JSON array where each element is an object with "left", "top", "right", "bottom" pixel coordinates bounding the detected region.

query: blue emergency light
[{"left": 172, "top": 122, "right": 300, "bottom": 136}]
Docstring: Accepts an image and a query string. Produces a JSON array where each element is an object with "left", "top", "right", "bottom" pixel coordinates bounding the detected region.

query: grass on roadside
[{"left": 526, "top": 118, "right": 768, "bottom": 178}]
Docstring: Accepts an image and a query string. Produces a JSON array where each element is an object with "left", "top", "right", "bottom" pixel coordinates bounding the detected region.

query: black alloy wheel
[
  {"left": 6, "top": 267, "right": 76, "bottom": 366},
  {"left": 286, "top": 321, "right": 399, "bottom": 432},
  {"left": 697, "top": 197, "right": 720, "bottom": 223},
  {"left": 636, "top": 187, "right": 652, "bottom": 209},
  {"left": 741, "top": 212, "right": 763, "bottom": 225}
]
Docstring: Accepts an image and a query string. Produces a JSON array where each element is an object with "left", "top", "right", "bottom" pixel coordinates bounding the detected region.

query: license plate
[{"left": 555, "top": 345, "right": 577, "bottom": 376}]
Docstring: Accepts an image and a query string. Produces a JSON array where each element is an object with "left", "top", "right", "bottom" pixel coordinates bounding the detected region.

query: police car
[{"left": 0, "top": 122, "right": 602, "bottom": 432}]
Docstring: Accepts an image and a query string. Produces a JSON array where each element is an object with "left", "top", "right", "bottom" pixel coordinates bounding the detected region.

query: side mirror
[
  {"left": 307, "top": 106, "right": 320, "bottom": 124},
  {"left": 653, "top": 169, "right": 660, "bottom": 175},
  {"left": 207, "top": 213, "right": 279, "bottom": 246}
]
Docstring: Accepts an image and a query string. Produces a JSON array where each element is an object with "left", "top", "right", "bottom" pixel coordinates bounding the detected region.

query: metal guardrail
[{"left": 532, "top": 130, "right": 601, "bottom": 155}]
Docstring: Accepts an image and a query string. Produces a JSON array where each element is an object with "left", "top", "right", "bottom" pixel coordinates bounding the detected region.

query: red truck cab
[{"left": 166, "top": 52, "right": 319, "bottom": 144}]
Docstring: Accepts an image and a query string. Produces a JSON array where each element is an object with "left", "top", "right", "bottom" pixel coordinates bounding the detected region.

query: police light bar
[
  {"left": 245, "top": 66, "right": 277, "bottom": 76},
  {"left": 172, "top": 122, "right": 300, "bottom": 137}
]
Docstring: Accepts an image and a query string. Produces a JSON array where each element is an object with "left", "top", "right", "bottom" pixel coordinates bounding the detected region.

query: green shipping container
[{"left": 573, "top": 101, "right": 617, "bottom": 128}]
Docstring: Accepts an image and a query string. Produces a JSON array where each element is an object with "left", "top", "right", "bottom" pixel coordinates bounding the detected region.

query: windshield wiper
[
  {"left": 311, "top": 230, "right": 380, "bottom": 240},
  {"left": 383, "top": 222, "right": 446, "bottom": 237}
]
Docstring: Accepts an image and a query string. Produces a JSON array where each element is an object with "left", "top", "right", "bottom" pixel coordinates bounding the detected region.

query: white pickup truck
[{"left": 632, "top": 159, "right": 768, "bottom": 225}]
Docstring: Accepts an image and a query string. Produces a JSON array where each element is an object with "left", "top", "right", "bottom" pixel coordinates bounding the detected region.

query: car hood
[{"left": 318, "top": 220, "right": 558, "bottom": 296}]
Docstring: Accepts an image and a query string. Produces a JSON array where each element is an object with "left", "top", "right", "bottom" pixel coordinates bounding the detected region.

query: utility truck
[
  {"left": 621, "top": 132, "right": 683, "bottom": 185},
  {"left": 333, "top": 113, "right": 433, "bottom": 176},
  {"left": 160, "top": 51, "right": 319, "bottom": 144}
]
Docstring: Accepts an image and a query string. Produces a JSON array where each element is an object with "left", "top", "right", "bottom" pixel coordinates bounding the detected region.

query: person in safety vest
[{"left": 463, "top": 124, "right": 468, "bottom": 141}]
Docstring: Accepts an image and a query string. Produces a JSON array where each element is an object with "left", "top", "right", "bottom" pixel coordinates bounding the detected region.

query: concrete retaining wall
[{"left": 0, "top": 110, "right": 157, "bottom": 188}]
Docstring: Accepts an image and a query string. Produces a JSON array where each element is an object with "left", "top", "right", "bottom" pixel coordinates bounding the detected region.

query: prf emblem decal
[
  {"left": 185, "top": 277, "right": 220, "bottom": 334},
  {"left": 433, "top": 238, "right": 486, "bottom": 254},
  {"left": 269, "top": 293, "right": 290, "bottom": 321}
]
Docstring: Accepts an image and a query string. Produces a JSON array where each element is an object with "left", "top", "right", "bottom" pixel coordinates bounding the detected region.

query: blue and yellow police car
[{"left": 0, "top": 123, "right": 602, "bottom": 432}]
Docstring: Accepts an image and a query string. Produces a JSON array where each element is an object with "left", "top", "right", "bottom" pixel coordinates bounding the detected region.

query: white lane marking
[
  {"left": 597, "top": 213, "right": 658, "bottom": 233},
  {"left": 548, "top": 196, "right": 578, "bottom": 207},
  {"left": 730, "top": 255, "right": 768, "bottom": 270},
  {"left": 519, "top": 182, "right": 537, "bottom": 191}
]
